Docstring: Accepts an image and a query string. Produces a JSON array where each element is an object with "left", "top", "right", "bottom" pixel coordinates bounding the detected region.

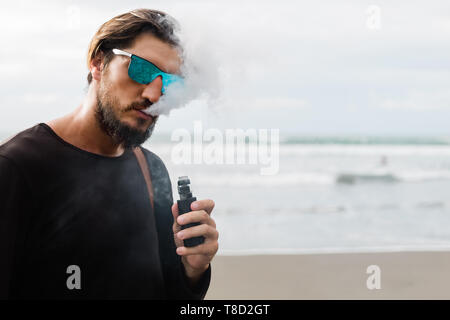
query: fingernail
[
  {"left": 178, "top": 216, "right": 185, "bottom": 224},
  {"left": 191, "top": 202, "right": 199, "bottom": 210},
  {"left": 177, "top": 231, "right": 184, "bottom": 239}
]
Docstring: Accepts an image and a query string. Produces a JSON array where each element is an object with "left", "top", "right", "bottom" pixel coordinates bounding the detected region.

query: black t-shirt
[{"left": 0, "top": 123, "right": 210, "bottom": 299}]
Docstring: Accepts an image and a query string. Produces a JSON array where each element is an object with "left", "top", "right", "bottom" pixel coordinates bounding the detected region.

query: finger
[
  {"left": 190, "top": 199, "right": 215, "bottom": 215},
  {"left": 171, "top": 203, "right": 181, "bottom": 233},
  {"left": 176, "top": 241, "right": 219, "bottom": 257},
  {"left": 171, "top": 202, "right": 179, "bottom": 218},
  {"left": 177, "top": 210, "right": 211, "bottom": 226},
  {"left": 176, "top": 224, "right": 219, "bottom": 242}
]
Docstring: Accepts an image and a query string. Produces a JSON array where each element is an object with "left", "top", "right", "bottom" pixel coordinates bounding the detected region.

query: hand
[{"left": 171, "top": 199, "right": 219, "bottom": 282}]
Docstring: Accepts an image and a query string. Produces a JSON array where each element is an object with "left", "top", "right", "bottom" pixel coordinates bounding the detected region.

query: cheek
[
  {"left": 98, "top": 77, "right": 122, "bottom": 113},
  {"left": 107, "top": 66, "right": 141, "bottom": 104}
]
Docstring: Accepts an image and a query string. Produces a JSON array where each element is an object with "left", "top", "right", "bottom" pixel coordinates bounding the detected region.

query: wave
[
  {"left": 277, "top": 145, "right": 450, "bottom": 157},
  {"left": 281, "top": 136, "right": 450, "bottom": 146},
  {"left": 336, "top": 173, "right": 398, "bottom": 184},
  {"left": 195, "top": 172, "right": 335, "bottom": 187},
  {"left": 335, "top": 171, "right": 450, "bottom": 184},
  {"left": 194, "top": 170, "right": 450, "bottom": 187}
]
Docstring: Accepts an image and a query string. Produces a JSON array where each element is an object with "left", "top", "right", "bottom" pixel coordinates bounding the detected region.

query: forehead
[{"left": 126, "top": 32, "right": 182, "bottom": 73}]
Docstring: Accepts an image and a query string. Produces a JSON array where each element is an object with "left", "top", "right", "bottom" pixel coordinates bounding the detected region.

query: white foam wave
[
  {"left": 194, "top": 172, "right": 335, "bottom": 187},
  {"left": 192, "top": 170, "right": 450, "bottom": 187},
  {"left": 278, "top": 144, "right": 450, "bottom": 157}
]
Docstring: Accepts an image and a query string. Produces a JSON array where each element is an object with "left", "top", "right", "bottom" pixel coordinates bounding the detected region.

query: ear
[{"left": 89, "top": 51, "right": 105, "bottom": 82}]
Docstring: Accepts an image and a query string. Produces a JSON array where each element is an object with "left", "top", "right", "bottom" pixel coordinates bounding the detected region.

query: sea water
[{"left": 148, "top": 137, "right": 450, "bottom": 255}]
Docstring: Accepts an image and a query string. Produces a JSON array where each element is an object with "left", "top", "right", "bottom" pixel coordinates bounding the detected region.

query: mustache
[{"left": 125, "top": 99, "right": 153, "bottom": 111}]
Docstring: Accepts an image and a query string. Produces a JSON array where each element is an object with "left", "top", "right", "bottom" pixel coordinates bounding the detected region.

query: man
[{"left": 0, "top": 9, "right": 218, "bottom": 299}]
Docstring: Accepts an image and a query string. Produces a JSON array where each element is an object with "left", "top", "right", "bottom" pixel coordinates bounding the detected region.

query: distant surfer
[{"left": 379, "top": 155, "right": 388, "bottom": 167}]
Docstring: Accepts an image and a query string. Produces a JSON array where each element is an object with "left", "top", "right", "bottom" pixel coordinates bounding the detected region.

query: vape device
[{"left": 177, "top": 176, "right": 205, "bottom": 247}]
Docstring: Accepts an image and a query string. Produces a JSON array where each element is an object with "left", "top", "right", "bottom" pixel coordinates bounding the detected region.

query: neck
[{"left": 48, "top": 82, "right": 126, "bottom": 157}]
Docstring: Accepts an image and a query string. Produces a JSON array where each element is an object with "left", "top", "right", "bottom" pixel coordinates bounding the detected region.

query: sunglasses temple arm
[{"left": 112, "top": 48, "right": 132, "bottom": 58}]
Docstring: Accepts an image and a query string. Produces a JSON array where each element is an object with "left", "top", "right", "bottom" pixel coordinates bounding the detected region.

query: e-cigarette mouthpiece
[{"left": 177, "top": 176, "right": 192, "bottom": 200}]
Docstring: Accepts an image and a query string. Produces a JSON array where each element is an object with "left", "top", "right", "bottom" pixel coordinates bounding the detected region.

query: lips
[{"left": 133, "top": 108, "right": 153, "bottom": 120}]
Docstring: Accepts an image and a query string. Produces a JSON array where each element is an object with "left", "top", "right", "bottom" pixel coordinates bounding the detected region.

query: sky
[{"left": 0, "top": 0, "right": 449, "bottom": 137}]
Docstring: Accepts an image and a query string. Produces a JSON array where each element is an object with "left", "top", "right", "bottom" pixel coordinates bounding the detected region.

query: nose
[{"left": 141, "top": 75, "right": 163, "bottom": 103}]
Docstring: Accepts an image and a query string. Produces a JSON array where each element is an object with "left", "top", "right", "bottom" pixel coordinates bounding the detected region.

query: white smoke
[{"left": 142, "top": 14, "right": 223, "bottom": 117}]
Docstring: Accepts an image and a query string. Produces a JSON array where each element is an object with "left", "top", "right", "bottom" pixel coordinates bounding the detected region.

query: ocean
[
  {"left": 147, "top": 136, "right": 450, "bottom": 255},
  {"left": 3, "top": 130, "right": 450, "bottom": 254}
]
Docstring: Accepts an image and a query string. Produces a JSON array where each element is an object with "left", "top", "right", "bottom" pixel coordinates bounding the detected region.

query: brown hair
[{"left": 86, "top": 8, "right": 181, "bottom": 84}]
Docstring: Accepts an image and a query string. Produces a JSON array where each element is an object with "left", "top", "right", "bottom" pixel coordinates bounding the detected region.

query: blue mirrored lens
[{"left": 129, "top": 55, "right": 184, "bottom": 93}]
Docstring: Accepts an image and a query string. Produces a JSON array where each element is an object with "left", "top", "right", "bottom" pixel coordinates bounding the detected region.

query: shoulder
[
  {"left": 140, "top": 146, "right": 170, "bottom": 177},
  {"left": 0, "top": 123, "right": 50, "bottom": 165},
  {"left": 139, "top": 146, "right": 173, "bottom": 196}
]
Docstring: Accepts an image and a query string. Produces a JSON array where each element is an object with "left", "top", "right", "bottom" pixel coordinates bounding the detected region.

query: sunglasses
[{"left": 112, "top": 48, "right": 184, "bottom": 94}]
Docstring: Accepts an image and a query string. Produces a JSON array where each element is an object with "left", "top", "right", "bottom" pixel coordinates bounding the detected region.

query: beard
[{"left": 94, "top": 89, "right": 157, "bottom": 150}]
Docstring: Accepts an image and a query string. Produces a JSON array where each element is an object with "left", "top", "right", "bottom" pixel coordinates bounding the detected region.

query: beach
[{"left": 205, "top": 251, "right": 450, "bottom": 299}]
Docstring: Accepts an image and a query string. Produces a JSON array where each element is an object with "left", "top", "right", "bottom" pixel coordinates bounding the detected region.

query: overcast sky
[{"left": 0, "top": 0, "right": 449, "bottom": 136}]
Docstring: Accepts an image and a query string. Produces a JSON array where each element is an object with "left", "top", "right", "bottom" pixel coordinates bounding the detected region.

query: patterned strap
[{"left": 133, "top": 147, "right": 154, "bottom": 210}]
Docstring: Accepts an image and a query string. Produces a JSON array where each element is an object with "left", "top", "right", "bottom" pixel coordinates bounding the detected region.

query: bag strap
[{"left": 133, "top": 147, "right": 154, "bottom": 210}]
